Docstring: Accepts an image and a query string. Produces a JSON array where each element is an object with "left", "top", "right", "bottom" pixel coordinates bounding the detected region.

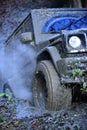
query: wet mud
[{"left": 0, "top": 96, "right": 87, "bottom": 130}]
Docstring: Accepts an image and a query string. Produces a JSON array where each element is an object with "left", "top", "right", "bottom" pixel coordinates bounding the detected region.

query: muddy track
[{"left": 0, "top": 96, "right": 87, "bottom": 130}]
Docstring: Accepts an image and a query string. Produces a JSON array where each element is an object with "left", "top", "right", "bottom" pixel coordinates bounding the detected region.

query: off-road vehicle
[
  {"left": 31, "top": 8, "right": 87, "bottom": 110},
  {"left": 3, "top": 8, "right": 87, "bottom": 110}
]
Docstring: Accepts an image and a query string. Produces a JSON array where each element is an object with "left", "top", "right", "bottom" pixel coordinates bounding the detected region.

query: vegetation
[
  {"left": 0, "top": 93, "right": 15, "bottom": 103},
  {"left": 69, "top": 62, "right": 87, "bottom": 93},
  {"left": 81, "top": 82, "right": 87, "bottom": 93}
]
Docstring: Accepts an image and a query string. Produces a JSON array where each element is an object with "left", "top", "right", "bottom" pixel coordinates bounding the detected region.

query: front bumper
[{"left": 57, "top": 56, "right": 87, "bottom": 83}]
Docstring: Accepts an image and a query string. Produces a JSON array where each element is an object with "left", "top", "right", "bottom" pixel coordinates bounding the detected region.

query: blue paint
[{"left": 42, "top": 15, "right": 87, "bottom": 33}]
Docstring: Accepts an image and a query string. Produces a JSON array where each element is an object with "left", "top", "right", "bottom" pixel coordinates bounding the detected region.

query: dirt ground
[
  {"left": 0, "top": 97, "right": 87, "bottom": 130},
  {"left": 0, "top": 96, "right": 87, "bottom": 130},
  {"left": 0, "top": 0, "right": 87, "bottom": 130}
]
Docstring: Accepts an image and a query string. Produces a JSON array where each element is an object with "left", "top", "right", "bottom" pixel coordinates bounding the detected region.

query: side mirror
[{"left": 20, "top": 32, "right": 33, "bottom": 43}]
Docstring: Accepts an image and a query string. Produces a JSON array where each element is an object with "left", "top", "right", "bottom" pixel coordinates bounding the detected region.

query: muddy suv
[
  {"left": 3, "top": 8, "right": 87, "bottom": 111},
  {"left": 31, "top": 9, "right": 87, "bottom": 110}
]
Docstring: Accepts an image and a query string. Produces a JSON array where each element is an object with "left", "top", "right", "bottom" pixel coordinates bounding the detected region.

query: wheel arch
[{"left": 37, "top": 46, "right": 61, "bottom": 72}]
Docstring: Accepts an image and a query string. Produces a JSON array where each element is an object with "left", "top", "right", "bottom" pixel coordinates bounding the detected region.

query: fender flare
[{"left": 40, "top": 46, "right": 61, "bottom": 72}]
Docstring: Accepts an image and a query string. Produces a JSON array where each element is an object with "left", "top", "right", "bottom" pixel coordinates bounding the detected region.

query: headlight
[{"left": 69, "top": 36, "right": 81, "bottom": 48}]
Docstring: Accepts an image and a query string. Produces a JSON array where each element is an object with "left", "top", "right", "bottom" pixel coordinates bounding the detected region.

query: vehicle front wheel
[{"left": 33, "top": 60, "right": 72, "bottom": 110}]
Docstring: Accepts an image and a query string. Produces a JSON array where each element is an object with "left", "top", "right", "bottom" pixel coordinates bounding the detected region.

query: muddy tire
[{"left": 33, "top": 60, "right": 72, "bottom": 110}]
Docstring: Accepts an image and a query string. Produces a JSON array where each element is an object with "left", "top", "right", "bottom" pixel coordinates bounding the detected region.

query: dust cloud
[{"left": 0, "top": 40, "right": 37, "bottom": 103}]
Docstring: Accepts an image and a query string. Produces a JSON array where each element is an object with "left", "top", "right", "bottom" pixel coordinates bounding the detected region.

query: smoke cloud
[{"left": 0, "top": 40, "right": 37, "bottom": 103}]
